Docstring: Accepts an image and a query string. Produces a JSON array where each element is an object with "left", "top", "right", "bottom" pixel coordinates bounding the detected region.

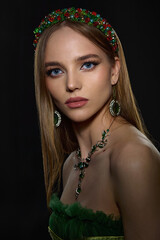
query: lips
[
  {"left": 65, "top": 97, "right": 88, "bottom": 104},
  {"left": 65, "top": 97, "right": 89, "bottom": 108}
]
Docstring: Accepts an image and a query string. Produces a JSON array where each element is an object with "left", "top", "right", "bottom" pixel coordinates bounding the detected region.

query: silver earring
[
  {"left": 54, "top": 110, "right": 61, "bottom": 127},
  {"left": 109, "top": 99, "right": 121, "bottom": 116},
  {"left": 109, "top": 86, "right": 121, "bottom": 116}
]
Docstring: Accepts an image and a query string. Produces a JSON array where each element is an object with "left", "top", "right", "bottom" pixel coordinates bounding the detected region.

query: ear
[{"left": 110, "top": 57, "right": 120, "bottom": 85}]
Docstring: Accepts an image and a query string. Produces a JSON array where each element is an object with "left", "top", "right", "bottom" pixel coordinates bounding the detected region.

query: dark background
[{"left": 1, "top": 0, "right": 159, "bottom": 239}]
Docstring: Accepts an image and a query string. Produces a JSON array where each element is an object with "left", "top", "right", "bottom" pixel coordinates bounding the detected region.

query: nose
[{"left": 66, "top": 71, "right": 82, "bottom": 92}]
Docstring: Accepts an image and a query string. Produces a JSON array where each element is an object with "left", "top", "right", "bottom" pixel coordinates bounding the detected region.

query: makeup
[{"left": 65, "top": 97, "right": 88, "bottom": 109}]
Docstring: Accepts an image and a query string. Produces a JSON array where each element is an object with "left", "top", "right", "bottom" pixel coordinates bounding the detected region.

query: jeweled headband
[{"left": 33, "top": 7, "right": 118, "bottom": 53}]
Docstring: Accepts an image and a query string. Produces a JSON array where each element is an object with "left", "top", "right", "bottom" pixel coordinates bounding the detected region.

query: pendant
[
  {"left": 75, "top": 169, "right": 85, "bottom": 199},
  {"left": 75, "top": 185, "right": 81, "bottom": 199},
  {"left": 74, "top": 118, "right": 115, "bottom": 200}
]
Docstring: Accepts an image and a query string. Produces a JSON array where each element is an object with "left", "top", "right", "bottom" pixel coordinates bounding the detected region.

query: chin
[
  {"left": 69, "top": 115, "right": 90, "bottom": 123},
  {"left": 66, "top": 110, "right": 97, "bottom": 124}
]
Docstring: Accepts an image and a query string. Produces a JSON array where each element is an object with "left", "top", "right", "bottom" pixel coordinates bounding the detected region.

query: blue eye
[
  {"left": 82, "top": 62, "right": 94, "bottom": 69},
  {"left": 46, "top": 68, "right": 63, "bottom": 77},
  {"left": 81, "top": 61, "right": 99, "bottom": 70}
]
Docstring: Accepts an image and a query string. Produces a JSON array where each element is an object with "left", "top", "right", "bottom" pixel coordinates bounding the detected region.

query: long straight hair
[{"left": 34, "top": 20, "right": 149, "bottom": 206}]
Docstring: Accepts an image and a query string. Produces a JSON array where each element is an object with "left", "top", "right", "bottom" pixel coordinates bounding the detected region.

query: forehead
[{"left": 44, "top": 26, "right": 107, "bottom": 62}]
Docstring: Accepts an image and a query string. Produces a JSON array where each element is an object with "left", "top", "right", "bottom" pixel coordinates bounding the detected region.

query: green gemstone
[
  {"left": 84, "top": 162, "right": 89, "bottom": 168},
  {"left": 79, "top": 173, "right": 84, "bottom": 179},
  {"left": 113, "top": 101, "right": 120, "bottom": 115},
  {"left": 102, "top": 130, "right": 106, "bottom": 139},
  {"left": 91, "top": 145, "right": 96, "bottom": 153},
  {"left": 112, "top": 39, "right": 116, "bottom": 43},
  {"left": 77, "top": 187, "right": 81, "bottom": 193},
  {"left": 98, "top": 142, "right": 105, "bottom": 148},
  {"left": 54, "top": 112, "right": 58, "bottom": 125},
  {"left": 78, "top": 162, "right": 84, "bottom": 169}
]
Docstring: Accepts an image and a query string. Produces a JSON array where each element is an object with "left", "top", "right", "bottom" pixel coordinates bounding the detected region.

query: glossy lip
[
  {"left": 65, "top": 97, "right": 89, "bottom": 108},
  {"left": 65, "top": 97, "right": 88, "bottom": 104}
]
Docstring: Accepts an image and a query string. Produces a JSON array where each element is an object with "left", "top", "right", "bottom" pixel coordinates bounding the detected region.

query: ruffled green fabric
[{"left": 49, "top": 194, "right": 124, "bottom": 240}]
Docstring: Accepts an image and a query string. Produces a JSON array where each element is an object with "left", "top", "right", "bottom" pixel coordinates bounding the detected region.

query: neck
[{"left": 72, "top": 107, "right": 115, "bottom": 159}]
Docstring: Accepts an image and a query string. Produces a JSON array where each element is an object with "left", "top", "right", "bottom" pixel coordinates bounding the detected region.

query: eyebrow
[
  {"left": 75, "top": 54, "right": 101, "bottom": 62},
  {"left": 45, "top": 54, "right": 101, "bottom": 68}
]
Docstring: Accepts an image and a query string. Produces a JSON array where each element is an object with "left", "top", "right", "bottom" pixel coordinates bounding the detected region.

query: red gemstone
[
  {"left": 74, "top": 13, "right": 79, "bottom": 18},
  {"left": 93, "top": 22, "right": 99, "bottom": 26},
  {"left": 77, "top": 8, "right": 82, "bottom": 12},
  {"left": 64, "top": 12, "right": 69, "bottom": 17},
  {"left": 107, "top": 36, "right": 112, "bottom": 41},
  {"left": 103, "top": 18, "right": 107, "bottom": 22},
  {"left": 55, "top": 9, "right": 61, "bottom": 13},
  {"left": 103, "top": 24, "right": 108, "bottom": 29},
  {"left": 85, "top": 17, "right": 90, "bottom": 23},
  {"left": 57, "top": 16, "right": 61, "bottom": 20},
  {"left": 49, "top": 17, "right": 54, "bottom": 22},
  {"left": 92, "top": 11, "right": 97, "bottom": 16}
]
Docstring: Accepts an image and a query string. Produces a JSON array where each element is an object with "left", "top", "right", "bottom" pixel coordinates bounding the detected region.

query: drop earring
[
  {"left": 54, "top": 110, "right": 61, "bottom": 127},
  {"left": 109, "top": 86, "right": 121, "bottom": 116}
]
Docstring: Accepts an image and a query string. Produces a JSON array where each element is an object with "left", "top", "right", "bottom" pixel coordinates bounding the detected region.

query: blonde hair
[{"left": 34, "top": 20, "right": 149, "bottom": 206}]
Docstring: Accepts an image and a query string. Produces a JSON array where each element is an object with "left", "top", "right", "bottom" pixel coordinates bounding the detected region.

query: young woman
[{"left": 34, "top": 7, "right": 160, "bottom": 240}]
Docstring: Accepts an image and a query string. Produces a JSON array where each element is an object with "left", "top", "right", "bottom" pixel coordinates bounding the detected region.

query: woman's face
[{"left": 44, "top": 26, "right": 120, "bottom": 123}]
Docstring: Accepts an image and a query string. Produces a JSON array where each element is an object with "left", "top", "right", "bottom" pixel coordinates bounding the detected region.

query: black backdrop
[{"left": 1, "top": 1, "right": 160, "bottom": 239}]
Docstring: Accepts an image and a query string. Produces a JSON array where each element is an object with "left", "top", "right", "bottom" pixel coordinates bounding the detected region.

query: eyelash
[
  {"left": 46, "top": 68, "right": 62, "bottom": 77},
  {"left": 81, "top": 61, "right": 99, "bottom": 70},
  {"left": 46, "top": 60, "right": 100, "bottom": 78}
]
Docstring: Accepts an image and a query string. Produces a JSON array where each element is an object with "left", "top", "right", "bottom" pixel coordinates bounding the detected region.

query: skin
[
  {"left": 45, "top": 26, "right": 120, "bottom": 156},
  {"left": 45, "top": 26, "right": 160, "bottom": 239}
]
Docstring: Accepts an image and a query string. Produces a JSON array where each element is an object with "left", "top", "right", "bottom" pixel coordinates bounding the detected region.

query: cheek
[
  {"left": 89, "top": 68, "right": 112, "bottom": 97},
  {"left": 45, "top": 79, "right": 64, "bottom": 102}
]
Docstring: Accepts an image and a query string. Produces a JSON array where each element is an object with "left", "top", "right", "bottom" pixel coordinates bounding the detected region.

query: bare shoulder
[
  {"left": 110, "top": 124, "right": 160, "bottom": 176},
  {"left": 110, "top": 124, "right": 160, "bottom": 239}
]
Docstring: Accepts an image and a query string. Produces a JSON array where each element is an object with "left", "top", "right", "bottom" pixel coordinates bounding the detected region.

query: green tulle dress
[{"left": 48, "top": 194, "right": 124, "bottom": 240}]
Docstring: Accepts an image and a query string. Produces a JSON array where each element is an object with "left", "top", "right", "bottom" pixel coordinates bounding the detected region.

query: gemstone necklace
[{"left": 74, "top": 118, "right": 115, "bottom": 200}]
